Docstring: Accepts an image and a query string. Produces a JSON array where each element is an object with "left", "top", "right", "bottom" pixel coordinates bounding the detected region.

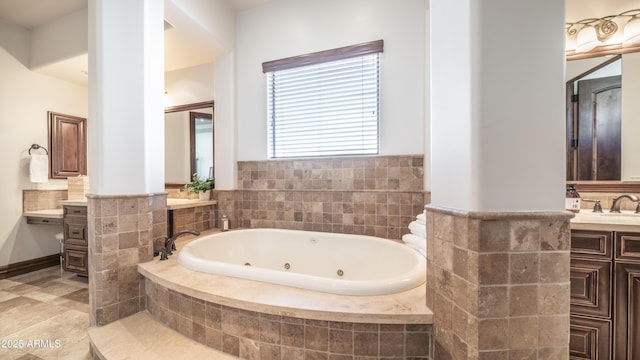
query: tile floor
[{"left": 0, "top": 266, "right": 90, "bottom": 360}]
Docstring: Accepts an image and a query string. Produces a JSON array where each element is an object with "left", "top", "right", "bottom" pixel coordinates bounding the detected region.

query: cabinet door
[
  {"left": 48, "top": 112, "right": 87, "bottom": 179},
  {"left": 570, "top": 316, "right": 611, "bottom": 360},
  {"left": 571, "top": 259, "right": 612, "bottom": 318},
  {"left": 614, "top": 262, "right": 640, "bottom": 360}
]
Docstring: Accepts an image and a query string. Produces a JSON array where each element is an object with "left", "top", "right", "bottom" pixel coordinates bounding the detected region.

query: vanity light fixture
[
  {"left": 624, "top": 15, "right": 640, "bottom": 44},
  {"left": 567, "top": 9, "right": 640, "bottom": 53}
]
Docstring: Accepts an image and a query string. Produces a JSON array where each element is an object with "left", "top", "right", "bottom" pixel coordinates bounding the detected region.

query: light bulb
[{"left": 576, "top": 25, "right": 601, "bottom": 52}]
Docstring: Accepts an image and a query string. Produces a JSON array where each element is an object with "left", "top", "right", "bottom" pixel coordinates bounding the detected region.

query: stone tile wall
[
  {"left": 22, "top": 189, "right": 68, "bottom": 211},
  {"left": 145, "top": 278, "right": 434, "bottom": 359},
  {"left": 214, "top": 155, "right": 428, "bottom": 239},
  {"left": 425, "top": 206, "right": 573, "bottom": 359},
  {"left": 167, "top": 206, "right": 215, "bottom": 239},
  {"left": 87, "top": 193, "right": 167, "bottom": 326}
]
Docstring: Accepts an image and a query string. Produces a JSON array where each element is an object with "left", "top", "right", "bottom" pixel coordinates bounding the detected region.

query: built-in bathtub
[
  {"left": 177, "top": 228, "right": 426, "bottom": 296},
  {"left": 138, "top": 229, "right": 434, "bottom": 359}
]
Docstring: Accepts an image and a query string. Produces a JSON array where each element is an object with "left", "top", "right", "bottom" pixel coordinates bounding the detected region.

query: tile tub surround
[
  {"left": 139, "top": 245, "right": 434, "bottom": 359},
  {"left": 87, "top": 193, "right": 168, "bottom": 326},
  {"left": 232, "top": 155, "right": 427, "bottom": 239},
  {"left": 166, "top": 201, "right": 216, "bottom": 241},
  {"left": 425, "top": 206, "right": 573, "bottom": 359}
]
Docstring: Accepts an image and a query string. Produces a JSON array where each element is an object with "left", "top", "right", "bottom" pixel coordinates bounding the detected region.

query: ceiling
[
  {"left": 0, "top": 0, "right": 276, "bottom": 29},
  {"left": 1, "top": 0, "right": 639, "bottom": 86},
  {"left": 0, "top": 0, "right": 277, "bottom": 86}
]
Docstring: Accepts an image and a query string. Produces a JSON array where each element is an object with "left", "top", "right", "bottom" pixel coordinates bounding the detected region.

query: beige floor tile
[
  {"left": 0, "top": 267, "right": 90, "bottom": 360},
  {"left": 2, "top": 283, "right": 42, "bottom": 296},
  {"left": 20, "top": 291, "right": 59, "bottom": 303},
  {"left": 0, "top": 290, "right": 19, "bottom": 303},
  {"left": 6, "top": 310, "right": 88, "bottom": 359},
  {"left": 0, "top": 296, "right": 42, "bottom": 314},
  {"left": 0, "top": 279, "right": 22, "bottom": 290},
  {"left": 56, "top": 336, "right": 91, "bottom": 360},
  {"left": 40, "top": 281, "right": 86, "bottom": 297},
  {"left": 0, "top": 348, "right": 37, "bottom": 359},
  {"left": 0, "top": 301, "right": 70, "bottom": 337}
]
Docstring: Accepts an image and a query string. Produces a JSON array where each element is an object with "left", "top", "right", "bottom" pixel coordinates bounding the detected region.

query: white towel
[
  {"left": 29, "top": 154, "right": 48, "bottom": 183},
  {"left": 402, "top": 233, "right": 426, "bottom": 257},
  {"left": 408, "top": 220, "right": 427, "bottom": 238},
  {"left": 416, "top": 212, "right": 426, "bottom": 222}
]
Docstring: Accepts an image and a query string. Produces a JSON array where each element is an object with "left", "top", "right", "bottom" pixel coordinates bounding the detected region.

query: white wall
[
  {"left": 30, "top": 8, "right": 88, "bottom": 69},
  {"left": 164, "top": 63, "right": 215, "bottom": 107},
  {"left": 0, "top": 20, "right": 88, "bottom": 267},
  {"left": 236, "top": 0, "right": 426, "bottom": 161}
]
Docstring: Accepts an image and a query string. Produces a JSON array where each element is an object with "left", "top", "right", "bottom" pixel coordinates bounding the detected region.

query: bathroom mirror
[
  {"left": 164, "top": 101, "right": 214, "bottom": 185},
  {"left": 566, "top": 53, "right": 640, "bottom": 191}
]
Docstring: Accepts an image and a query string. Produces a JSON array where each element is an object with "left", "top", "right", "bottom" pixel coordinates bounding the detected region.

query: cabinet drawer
[
  {"left": 63, "top": 221, "right": 87, "bottom": 246},
  {"left": 570, "top": 316, "right": 611, "bottom": 360},
  {"left": 616, "top": 232, "right": 640, "bottom": 262},
  {"left": 64, "top": 206, "right": 87, "bottom": 217},
  {"left": 570, "top": 259, "right": 612, "bottom": 318},
  {"left": 571, "top": 230, "right": 613, "bottom": 259},
  {"left": 26, "top": 216, "right": 62, "bottom": 226},
  {"left": 63, "top": 246, "right": 87, "bottom": 275}
]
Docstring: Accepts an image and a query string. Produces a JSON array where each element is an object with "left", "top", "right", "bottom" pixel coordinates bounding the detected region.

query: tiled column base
[
  {"left": 425, "top": 205, "right": 572, "bottom": 359},
  {"left": 88, "top": 193, "right": 167, "bottom": 326},
  {"left": 145, "top": 279, "right": 433, "bottom": 359}
]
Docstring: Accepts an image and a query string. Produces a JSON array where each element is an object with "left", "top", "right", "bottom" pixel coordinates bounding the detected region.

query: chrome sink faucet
[
  {"left": 609, "top": 194, "right": 640, "bottom": 213},
  {"left": 159, "top": 230, "right": 200, "bottom": 260}
]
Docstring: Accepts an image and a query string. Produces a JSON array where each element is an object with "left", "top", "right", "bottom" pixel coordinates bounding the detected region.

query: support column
[
  {"left": 87, "top": 0, "right": 165, "bottom": 327},
  {"left": 425, "top": 207, "right": 572, "bottom": 359},
  {"left": 428, "top": 0, "right": 569, "bottom": 358}
]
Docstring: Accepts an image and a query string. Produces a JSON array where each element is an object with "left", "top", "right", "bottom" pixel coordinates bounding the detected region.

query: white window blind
[{"left": 265, "top": 43, "right": 382, "bottom": 158}]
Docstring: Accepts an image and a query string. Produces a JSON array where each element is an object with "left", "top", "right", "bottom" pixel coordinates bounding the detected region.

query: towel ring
[{"left": 28, "top": 144, "right": 48, "bottom": 155}]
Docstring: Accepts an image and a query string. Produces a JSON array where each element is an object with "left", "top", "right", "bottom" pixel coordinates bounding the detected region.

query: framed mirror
[
  {"left": 164, "top": 101, "right": 214, "bottom": 185},
  {"left": 566, "top": 53, "right": 640, "bottom": 192}
]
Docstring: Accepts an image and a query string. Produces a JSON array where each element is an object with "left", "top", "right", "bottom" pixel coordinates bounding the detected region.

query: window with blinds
[{"left": 263, "top": 40, "right": 383, "bottom": 158}]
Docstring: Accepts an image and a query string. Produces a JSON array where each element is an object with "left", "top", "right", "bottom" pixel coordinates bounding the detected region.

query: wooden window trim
[{"left": 262, "top": 39, "right": 384, "bottom": 73}]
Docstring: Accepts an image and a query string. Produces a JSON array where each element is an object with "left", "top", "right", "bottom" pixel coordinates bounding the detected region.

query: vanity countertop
[
  {"left": 58, "top": 199, "right": 88, "bottom": 207},
  {"left": 166, "top": 198, "right": 217, "bottom": 210},
  {"left": 571, "top": 210, "right": 640, "bottom": 232},
  {"left": 22, "top": 208, "right": 64, "bottom": 219}
]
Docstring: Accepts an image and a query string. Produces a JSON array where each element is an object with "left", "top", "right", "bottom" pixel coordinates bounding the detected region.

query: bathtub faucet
[{"left": 160, "top": 230, "right": 200, "bottom": 260}]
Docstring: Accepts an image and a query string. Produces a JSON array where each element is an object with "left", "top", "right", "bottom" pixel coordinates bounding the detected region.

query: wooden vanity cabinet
[
  {"left": 614, "top": 232, "right": 640, "bottom": 360},
  {"left": 48, "top": 112, "right": 87, "bottom": 179},
  {"left": 570, "top": 230, "right": 613, "bottom": 360},
  {"left": 570, "top": 229, "right": 640, "bottom": 360},
  {"left": 62, "top": 205, "right": 88, "bottom": 275}
]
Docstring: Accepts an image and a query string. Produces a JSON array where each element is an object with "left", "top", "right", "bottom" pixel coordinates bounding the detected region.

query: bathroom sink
[
  {"left": 571, "top": 210, "right": 640, "bottom": 232},
  {"left": 576, "top": 210, "right": 639, "bottom": 218}
]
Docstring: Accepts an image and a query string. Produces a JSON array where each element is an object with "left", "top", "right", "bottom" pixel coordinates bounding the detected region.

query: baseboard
[{"left": 0, "top": 254, "right": 61, "bottom": 280}]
